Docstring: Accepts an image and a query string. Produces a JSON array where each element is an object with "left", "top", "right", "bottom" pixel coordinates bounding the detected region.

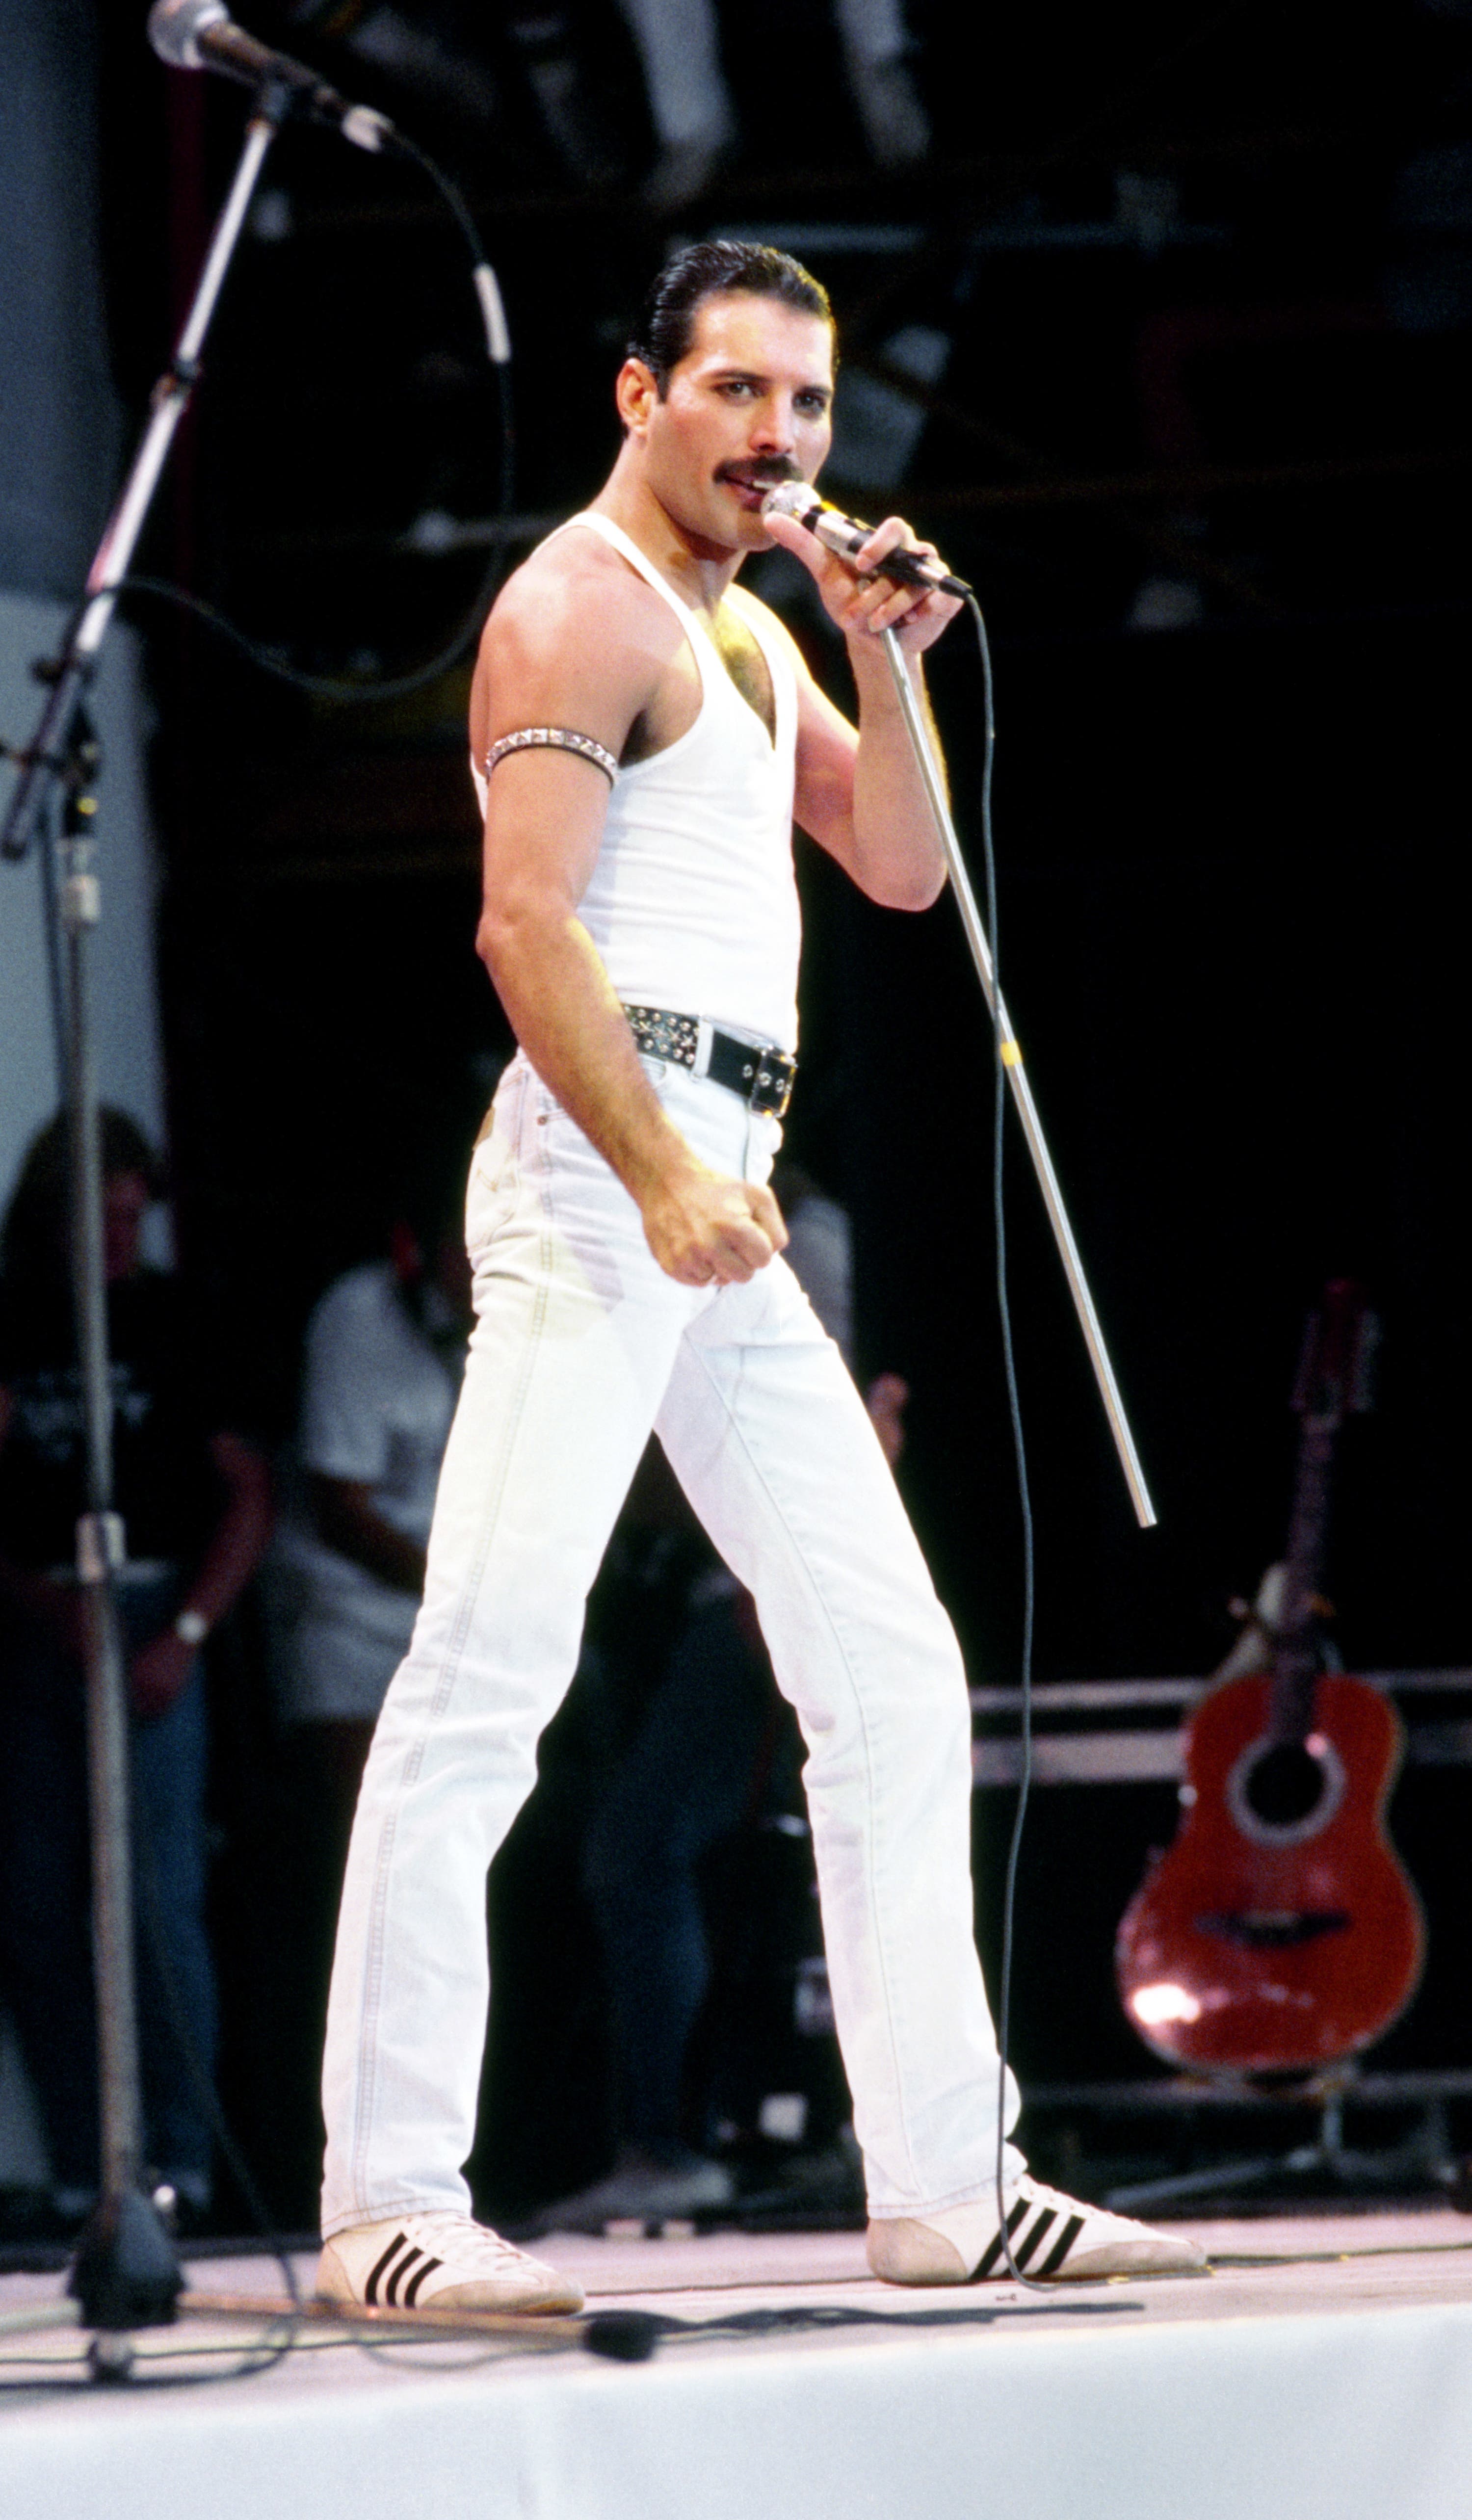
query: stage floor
[{"left": 6, "top": 2209, "right": 1472, "bottom": 2519}]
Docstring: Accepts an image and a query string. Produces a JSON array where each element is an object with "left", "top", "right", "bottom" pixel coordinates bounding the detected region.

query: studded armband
[{"left": 483, "top": 727, "right": 619, "bottom": 783}]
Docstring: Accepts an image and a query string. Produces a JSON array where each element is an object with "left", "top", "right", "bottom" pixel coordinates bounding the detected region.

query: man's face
[{"left": 620, "top": 292, "right": 835, "bottom": 556}]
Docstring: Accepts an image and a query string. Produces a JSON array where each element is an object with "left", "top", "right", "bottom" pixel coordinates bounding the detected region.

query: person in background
[
  {"left": 274, "top": 1196, "right": 475, "bottom": 1825},
  {"left": 0, "top": 1111, "right": 270, "bottom": 2227},
  {"left": 263, "top": 1182, "right": 474, "bottom": 2203}
]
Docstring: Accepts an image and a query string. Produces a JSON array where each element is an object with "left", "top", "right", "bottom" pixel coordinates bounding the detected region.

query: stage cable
[
  {"left": 962, "top": 593, "right": 1045, "bottom": 2294},
  {"left": 113, "top": 126, "right": 515, "bottom": 704},
  {"left": 0, "top": 1828, "right": 459, "bottom": 2390},
  {"left": 131, "top": 1829, "right": 306, "bottom": 2314},
  {"left": 129, "top": 1830, "right": 528, "bottom": 2381}
]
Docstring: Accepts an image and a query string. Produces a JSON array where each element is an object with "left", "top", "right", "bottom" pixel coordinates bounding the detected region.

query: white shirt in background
[{"left": 274, "top": 1261, "right": 465, "bottom": 1722}]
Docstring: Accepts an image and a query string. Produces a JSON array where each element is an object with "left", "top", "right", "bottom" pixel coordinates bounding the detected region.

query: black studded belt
[{"left": 622, "top": 1003, "right": 798, "bottom": 1120}]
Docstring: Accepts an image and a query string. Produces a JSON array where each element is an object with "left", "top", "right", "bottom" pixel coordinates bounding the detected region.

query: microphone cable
[
  {"left": 112, "top": 129, "right": 515, "bottom": 703},
  {"left": 960, "top": 591, "right": 1045, "bottom": 2294}
]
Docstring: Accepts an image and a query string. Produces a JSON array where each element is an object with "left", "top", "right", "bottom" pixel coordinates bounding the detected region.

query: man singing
[{"left": 316, "top": 241, "right": 1203, "bottom": 2311}]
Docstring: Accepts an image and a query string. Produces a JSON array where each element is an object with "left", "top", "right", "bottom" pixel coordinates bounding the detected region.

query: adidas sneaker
[
  {"left": 316, "top": 2209, "right": 584, "bottom": 2314},
  {"left": 868, "top": 2176, "right": 1209, "bottom": 2284}
]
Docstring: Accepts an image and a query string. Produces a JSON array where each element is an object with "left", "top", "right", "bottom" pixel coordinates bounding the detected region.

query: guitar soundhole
[
  {"left": 1196, "top": 1909, "right": 1351, "bottom": 1949},
  {"left": 1226, "top": 1732, "right": 1346, "bottom": 1846},
  {"left": 1245, "top": 1742, "right": 1326, "bottom": 1827}
]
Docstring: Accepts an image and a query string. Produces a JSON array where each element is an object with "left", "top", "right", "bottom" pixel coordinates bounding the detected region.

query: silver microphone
[
  {"left": 760, "top": 480, "right": 970, "bottom": 599},
  {"left": 147, "top": 0, "right": 393, "bottom": 152}
]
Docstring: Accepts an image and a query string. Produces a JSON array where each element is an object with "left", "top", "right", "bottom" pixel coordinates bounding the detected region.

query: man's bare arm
[
  {"left": 759, "top": 509, "right": 961, "bottom": 911},
  {"left": 130, "top": 1430, "right": 272, "bottom": 1719},
  {"left": 472, "top": 549, "right": 787, "bottom": 1286},
  {"left": 311, "top": 1474, "right": 426, "bottom": 1594}
]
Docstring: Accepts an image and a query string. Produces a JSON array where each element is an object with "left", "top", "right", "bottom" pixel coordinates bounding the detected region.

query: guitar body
[{"left": 1116, "top": 1671, "right": 1425, "bottom": 2074}]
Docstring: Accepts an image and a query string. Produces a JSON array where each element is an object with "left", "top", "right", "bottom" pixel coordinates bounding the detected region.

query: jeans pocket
[{"left": 466, "top": 1105, "right": 522, "bottom": 1257}]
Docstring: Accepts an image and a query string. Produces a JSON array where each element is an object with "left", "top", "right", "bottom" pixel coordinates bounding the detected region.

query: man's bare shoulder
[
  {"left": 487, "top": 525, "right": 681, "bottom": 668},
  {"left": 472, "top": 523, "right": 684, "bottom": 756}
]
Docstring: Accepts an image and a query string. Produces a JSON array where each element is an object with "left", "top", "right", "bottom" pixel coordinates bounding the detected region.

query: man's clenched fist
[{"left": 641, "top": 1159, "right": 788, "bottom": 1286}]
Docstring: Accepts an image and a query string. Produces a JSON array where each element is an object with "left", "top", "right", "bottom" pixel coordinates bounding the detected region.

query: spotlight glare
[{"left": 1130, "top": 1981, "right": 1203, "bottom": 2027}]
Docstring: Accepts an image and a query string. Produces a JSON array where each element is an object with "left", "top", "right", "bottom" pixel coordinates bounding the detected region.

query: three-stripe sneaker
[
  {"left": 867, "top": 2177, "right": 1209, "bottom": 2285},
  {"left": 316, "top": 2210, "right": 584, "bottom": 2315}
]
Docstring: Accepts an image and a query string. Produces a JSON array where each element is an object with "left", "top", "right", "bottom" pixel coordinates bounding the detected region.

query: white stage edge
[{"left": 5, "top": 2214, "right": 1472, "bottom": 2520}]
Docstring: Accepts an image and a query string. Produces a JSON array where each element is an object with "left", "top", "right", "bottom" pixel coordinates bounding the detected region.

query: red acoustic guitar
[{"left": 1115, "top": 1281, "right": 1425, "bottom": 2075}]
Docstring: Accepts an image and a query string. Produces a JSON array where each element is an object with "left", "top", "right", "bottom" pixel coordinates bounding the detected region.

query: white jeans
[{"left": 321, "top": 1052, "right": 1021, "bottom": 2236}]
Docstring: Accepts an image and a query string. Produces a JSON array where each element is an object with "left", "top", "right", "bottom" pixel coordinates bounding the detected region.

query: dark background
[{"left": 79, "top": 0, "right": 1472, "bottom": 2210}]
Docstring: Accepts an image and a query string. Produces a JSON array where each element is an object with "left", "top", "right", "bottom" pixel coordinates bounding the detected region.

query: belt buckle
[
  {"left": 750, "top": 1053, "right": 795, "bottom": 1120},
  {"left": 626, "top": 1003, "right": 698, "bottom": 1069}
]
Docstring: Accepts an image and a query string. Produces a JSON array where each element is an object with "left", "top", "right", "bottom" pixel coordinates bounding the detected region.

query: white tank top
[{"left": 472, "top": 510, "right": 802, "bottom": 1051}]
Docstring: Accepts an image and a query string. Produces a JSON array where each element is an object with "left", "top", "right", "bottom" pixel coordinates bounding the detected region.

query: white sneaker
[
  {"left": 868, "top": 2176, "right": 1209, "bottom": 2284},
  {"left": 316, "top": 2210, "right": 584, "bottom": 2314}
]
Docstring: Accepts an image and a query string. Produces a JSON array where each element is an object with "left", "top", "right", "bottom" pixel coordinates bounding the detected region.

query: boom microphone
[
  {"left": 760, "top": 480, "right": 970, "bottom": 599},
  {"left": 147, "top": 0, "right": 393, "bottom": 151}
]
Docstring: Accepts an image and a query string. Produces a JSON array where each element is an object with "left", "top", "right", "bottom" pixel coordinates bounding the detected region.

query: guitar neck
[{"left": 1269, "top": 1415, "right": 1339, "bottom": 1741}]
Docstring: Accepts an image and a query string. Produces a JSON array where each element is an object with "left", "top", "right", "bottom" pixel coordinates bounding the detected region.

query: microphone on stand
[
  {"left": 760, "top": 479, "right": 971, "bottom": 599},
  {"left": 147, "top": 2, "right": 512, "bottom": 366},
  {"left": 146, "top": 0, "right": 394, "bottom": 152}
]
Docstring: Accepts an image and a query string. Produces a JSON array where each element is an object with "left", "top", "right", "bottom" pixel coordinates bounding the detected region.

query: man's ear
[{"left": 615, "top": 357, "right": 659, "bottom": 436}]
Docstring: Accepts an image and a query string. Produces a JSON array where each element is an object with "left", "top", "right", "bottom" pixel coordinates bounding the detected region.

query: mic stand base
[{"left": 70, "top": 2188, "right": 183, "bottom": 2344}]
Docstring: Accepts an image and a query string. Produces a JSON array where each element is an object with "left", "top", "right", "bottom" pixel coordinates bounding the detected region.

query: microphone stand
[
  {"left": 0, "top": 74, "right": 296, "bottom": 2369},
  {"left": 878, "top": 624, "right": 1158, "bottom": 1531},
  {"left": 51, "top": 717, "right": 183, "bottom": 2366}
]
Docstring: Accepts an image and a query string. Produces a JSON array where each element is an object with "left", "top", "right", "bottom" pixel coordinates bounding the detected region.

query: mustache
[{"left": 715, "top": 460, "right": 803, "bottom": 487}]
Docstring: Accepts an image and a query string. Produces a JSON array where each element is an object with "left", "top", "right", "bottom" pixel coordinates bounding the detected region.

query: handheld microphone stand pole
[
  {"left": 0, "top": 76, "right": 295, "bottom": 2363},
  {"left": 878, "top": 625, "right": 1158, "bottom": 1531}
]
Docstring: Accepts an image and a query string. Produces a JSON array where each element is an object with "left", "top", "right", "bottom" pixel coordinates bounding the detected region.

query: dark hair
[
  {"left": 628, "top": 239, "right": 834, "bottom": 394},
  {"left": 1, "top": 1108, "right": 164, "bottom": 1285}
]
